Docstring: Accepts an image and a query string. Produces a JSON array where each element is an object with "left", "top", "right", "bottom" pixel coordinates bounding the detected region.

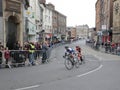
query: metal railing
[{"left": 0, "top": 42, "right": 67, "bottom": 69}]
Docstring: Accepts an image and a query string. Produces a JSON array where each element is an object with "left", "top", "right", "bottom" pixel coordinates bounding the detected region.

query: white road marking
[
  {"left": 15, "top": 43, "right": 104, "bottom": 90},
  {"left": 15, "top": 65, "right": 103, "bottom": 90},
  {"left": 15, "top": 85, "right": 40, "bottom": 90},
  {"left": 77, "top": 64, "right": 103, "bottom": 77}
]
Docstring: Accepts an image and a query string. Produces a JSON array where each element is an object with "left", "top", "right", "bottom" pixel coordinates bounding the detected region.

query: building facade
[
  {"left": 95, "top": 0, "right": 113, "bottom": 44},
  {"left": 76, "top": 25, "right": 89, "bottom": 39},
  {"left": 0, "top": 0, "right": 26, "bottom": 49},
  {"left": 52, "top": 9, "right": 58, "bottom": 41},
  {"left": 0, "top": 0, "right": 67, "bottom": 49},
  {"left": 88, "top": 28, "right": 96, "bottom": 40},
  {"left": 96, "top": 0, "right": 101, "bottom": 32},
  {"left": 43, "top": 4, "right": 53, "bottom": 41},
  {"left": 57, "top": 12, "right": 66, "bottom": 41},
  {"left": 67, "top": 27, "right": 77, "bottom": 40},
  {"left": 113, "top": 0, "right": 120, "bottom": 43}
]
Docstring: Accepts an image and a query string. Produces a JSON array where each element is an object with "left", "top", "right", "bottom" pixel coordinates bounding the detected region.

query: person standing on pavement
[
  {"left": 117, "top": 44, "right": 120, "bottom": 56},
  {"left": 107, "top": 41, "right": 111, "bottom": 53},
  {"left": 28, "top": 42, "right": 35, "bottom": 66},
  {"left": 4, "top": 47, "right": 10, "bottom": 68},
  {"left": 0, "top": 47, "right": 2, "bottom": 68},
  {"left": 105, "top": 41, "right": 110, "bottom": 53},
  {"left": 42, "top": 42, "right": 48, "bottom": 63},
  {"left": 0, "top": 46, "right": 4, "bottom": 68},
  {"left": 111, "top": 42, "right": 116, "bottom": 54},
  {"left": 13, "top": 41, "right": 21, "bottom": 50}
]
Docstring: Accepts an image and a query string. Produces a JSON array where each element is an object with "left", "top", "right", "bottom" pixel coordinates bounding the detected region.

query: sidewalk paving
[{"left": 83, "top": 45, "right": 120, "bottom": 61}]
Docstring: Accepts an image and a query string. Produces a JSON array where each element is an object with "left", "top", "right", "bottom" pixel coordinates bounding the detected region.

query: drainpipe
[{"left": 2, "top": 0, "right": 6, "bottom": 47}]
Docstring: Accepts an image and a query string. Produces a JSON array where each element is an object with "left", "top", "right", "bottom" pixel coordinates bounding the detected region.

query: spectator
[
  {"left": 111, "top": 42, "right": 116, "bottom": 54},
  {"left": 28, "top": 42, "right": 35, "bottom": 66},
  {"left": 14, "top": 41, "right": 20, "bottom": 50},
  {"left": 42, "top": 42, "right": 48, "bottom": 63},
  {"left": 117, "top": 44, "right": 120, "bottom": 56},
  {"left": 4, "top": 47, "right": 10, "bottom": 68},
  {"left": 101, "top": 42, "right": 104, "bottom": 48},
  {"left": 35, "top": 42, "right": 42, "bottom": 59},
  {"left": 0, "top": 47, "right": 2, "bottom": 68}
]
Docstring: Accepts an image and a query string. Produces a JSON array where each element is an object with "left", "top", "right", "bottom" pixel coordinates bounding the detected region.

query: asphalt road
[{"left": 0, "top": 40, "right": 120, "bottom": 90}]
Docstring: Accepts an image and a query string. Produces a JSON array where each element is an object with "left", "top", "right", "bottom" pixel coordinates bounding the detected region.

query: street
[{"left": 0, "top": 40, "right": 120, "bottom": 90}]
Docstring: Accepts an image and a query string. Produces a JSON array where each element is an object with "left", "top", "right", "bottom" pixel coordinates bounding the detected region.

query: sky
[{"left": 46, "top": 0, "right": 97, "bottom": 28}]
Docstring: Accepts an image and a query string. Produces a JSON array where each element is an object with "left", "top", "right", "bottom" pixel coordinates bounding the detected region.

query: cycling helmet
[{"left": 76, "top": 46, "right": 80, "bottom": 48}]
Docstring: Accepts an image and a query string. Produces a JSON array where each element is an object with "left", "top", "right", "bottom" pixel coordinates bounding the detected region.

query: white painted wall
[
  {"left": 35, "top": 0, "right": 41, "bottom": 20},
  {"left": 0, "top": 17, "right": 3, "bottom": 44},
  {"left": 43, "top": 7, "right": 52, "bottom": 34},
  {"left": 26, "top": 0, "right": 36, "bottom": 42}
]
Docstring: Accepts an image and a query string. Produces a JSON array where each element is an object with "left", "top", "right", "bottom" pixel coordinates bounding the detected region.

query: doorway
[{"left": 6, "top": 16, "right": 18, "bottom": 50}]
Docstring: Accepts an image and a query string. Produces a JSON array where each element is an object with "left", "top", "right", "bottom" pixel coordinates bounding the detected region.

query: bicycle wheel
[
  {"left": 75, "top": 58, "right": 80, "bottom": 68},
  {"left": 81, "top": 55, "right": 85, "bottom": 64},
  {"left": 64, "top": 58, "right": 74, "bottom": 70}
]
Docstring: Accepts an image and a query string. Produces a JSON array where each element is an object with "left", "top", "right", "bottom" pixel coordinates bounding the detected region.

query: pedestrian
[
  {"left": 117, "top": 44, "right": 120, "bottom": 56},
  {"left": 41, "top": 42, "right": 48, "bottom": 63},
  {"left": 14, "top": 41, "right": 20, "bottom": 50},
  {"left": 4, "top": 47, "right": 10, "bottom": 68},
  {"left": 111, "top": 42, "right": 116, "bottom": 54},
  {"left": 107, "top": 41, "right": 111, "bottom": 53},
  {"left": 101, "top": 42, "right": 104, "bottom": 48},
  {"left": 28, "top": 42, "right": 35, "bottom": 66},
  {"left": 0, "top": 48, "right": 2, "bottom": 68},
  {"left": 0, "top": 46, "right": 4, "bottom": 68}
]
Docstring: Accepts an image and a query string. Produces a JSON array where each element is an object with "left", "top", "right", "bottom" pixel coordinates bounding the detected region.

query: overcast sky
[{"left": 46, "top": 0, "right": 97, "bottom": 28}]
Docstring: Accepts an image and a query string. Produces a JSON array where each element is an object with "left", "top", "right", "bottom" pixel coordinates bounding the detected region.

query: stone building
[
  {"left": 52, "top": 9, "right": 58, "bottom": 41},
  {"left": 0, "top": 0, "right": 67, "bottom": 49},
  {"left": 113, "top": 0, "right": 120, "bottom": 43},
  {"left": 57, "top": 12, "right": 66, "bottom": 41},
  {"left": 67, "top": 27, "right": 77, "bottom": 40},
  {"left": 24, "top": 0, "right": 46, "bottom": 42},
  {"left": 76, "top": 25, "right": 89, "bottom": 39},
  {"left": 95, "top": 0, "right": 113, "bottom": 44},
  {"left": 0, "top": 0, "right": 47, "bottom": 48},
  {"left": 0, "top": 0, "right": 29, "bottom": 49},
  {"left": 47, "top": 3, "right": 66, "bottom": 41},
  {"left": 95, "top": 0, "right": 101, "bottom": 32},
  {"left": 88, "top": 28, "right": 96, "bottom": 40}
]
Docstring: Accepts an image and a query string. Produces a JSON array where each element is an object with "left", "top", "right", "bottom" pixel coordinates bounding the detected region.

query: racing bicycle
[{"left": 63, "top": 53, "right": 81, "bottom": 70}]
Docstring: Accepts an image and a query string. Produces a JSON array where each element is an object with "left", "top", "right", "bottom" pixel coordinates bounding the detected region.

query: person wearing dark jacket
[
  {"left": 4, "top": 47, "right": 10, "bottom": 68},
  {"left": 42, "top": 42, "right": 48, "bottom": 63}
]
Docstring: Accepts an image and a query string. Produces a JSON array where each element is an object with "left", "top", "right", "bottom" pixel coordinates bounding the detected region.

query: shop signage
[{"left": 101, "top": 25, "right": 106, "bottom": 31}]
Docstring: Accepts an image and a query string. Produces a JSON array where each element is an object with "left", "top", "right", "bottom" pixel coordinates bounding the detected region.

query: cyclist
[
  {"left": 75, "top": 46, "right": 83, "bottom": 62},
  {"left": 64, "top": 46, "right": 75, "bottom": 58}
]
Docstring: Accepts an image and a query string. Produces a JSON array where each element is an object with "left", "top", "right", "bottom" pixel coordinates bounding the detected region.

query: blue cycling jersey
[{"left": 66, "top": 48, "right": 75, "bottom": 54}]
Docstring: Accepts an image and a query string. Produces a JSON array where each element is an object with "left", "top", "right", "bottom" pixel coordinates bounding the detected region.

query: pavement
[{"left": 83, "top": 45, "right": 120, "bottom": 61}]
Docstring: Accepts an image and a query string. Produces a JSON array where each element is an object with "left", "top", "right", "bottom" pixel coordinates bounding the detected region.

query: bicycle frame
[{"left": 63, "top": 53, "right": 81, "bottom": 70}]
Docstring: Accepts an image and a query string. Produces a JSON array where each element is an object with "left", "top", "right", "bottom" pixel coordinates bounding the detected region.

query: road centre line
[
  {"left": 77, "top": 64, "right": 103, "bottom": 78},
  {"left": 14, "top": 85, "right": 40, "bottom": 90}
]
